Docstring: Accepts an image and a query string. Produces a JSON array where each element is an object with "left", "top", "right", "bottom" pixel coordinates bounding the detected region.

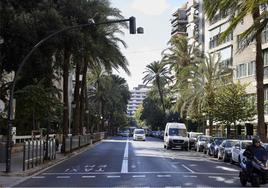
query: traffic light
[{"left": 129, "top": 16, "right": 136, "bottom": 34}]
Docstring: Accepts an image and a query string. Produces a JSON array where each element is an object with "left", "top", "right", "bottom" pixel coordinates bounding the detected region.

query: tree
[
  {"left": 214, "top": 81, "right": 256, "bottom": 138},
  {"left": 180, "top": 54, "right": 231, "bottom": 135},
  {"left": 140, "top": 95, "right": 166, "bottom": 131},
  {"left": 143, "top": 61, "right": 172, "bottom": 113},
  {"left": 204, "top": 0, "right": 268, "bottom": 141}
]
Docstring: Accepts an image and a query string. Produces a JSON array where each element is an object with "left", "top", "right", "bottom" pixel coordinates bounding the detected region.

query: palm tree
[
  {"left": 143, "top": 61, "right": 172, "bottom": 113},
  {"left": 204, "top": 0, "right": 268, "bottom": 141},
  {"left": 180, "top": 54, "right": 230, "bottom": 135},
  {"left": 162, "top": 35, "right": 202, "bottom": 87}
]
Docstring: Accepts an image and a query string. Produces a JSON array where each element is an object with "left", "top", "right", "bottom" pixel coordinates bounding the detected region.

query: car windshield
[
  {"left": 169, "top": 128, "right": 187, "bottom": 137},
  {"left": 241, "top": 142, "right": 251, "bottom": 149},
  {"left": 135, "top": 130, "right": 144, "bottom": 134},
  {"left": 214, "top": 138, "right": 224, "bottom": 145},
  {"left": 225, "top": 140, "right": 238, "bottom": 147},
  {"left": 200, "top": 137, "right": 209, "bottom": 141}
]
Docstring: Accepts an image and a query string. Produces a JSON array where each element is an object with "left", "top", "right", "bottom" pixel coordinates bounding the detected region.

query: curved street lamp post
[{"left": 5, "top": 16, "right": 143, "bottom": 172}]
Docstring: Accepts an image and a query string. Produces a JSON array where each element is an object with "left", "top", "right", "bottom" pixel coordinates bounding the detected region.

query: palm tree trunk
[
  {"left": 79, "top": 59, "right": 88, "bottom": 135},
  {"left": 156, "top": 78, "right": 165, "bottom": 113},
  {"left": 73, "top": 59, "right": 81, "bottom": 135},
  {"left": 62, "top": 48, "right": 70, "bottom": 152},
  {"left": 252, "top": 9, "right": 266, "bottom": 142}
]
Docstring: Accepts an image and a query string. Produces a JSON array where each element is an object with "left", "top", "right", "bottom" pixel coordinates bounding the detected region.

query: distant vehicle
[
  {"left": 121, "top": 130, "right": 130, "bottom": 137},
  {"left": 133, "top": 129, "right": 146, "bottom": 141},
  {"left": 188, "top": 132, "right": 203, "bottom": 150},
  {"left": 218, "top": 139, "right": 239, "bottom": 162},
  {"left": 163, "top": 122, "right": 189, "bottom": 150},
  {"left": 195, "top": 135, "right": 211, "bottom": 152},
  {"left": 207, "top": 137, "right": 225, "bottom": 157},
  {"left": 231, "top": 140, "right": 251, "bottom": 163}
]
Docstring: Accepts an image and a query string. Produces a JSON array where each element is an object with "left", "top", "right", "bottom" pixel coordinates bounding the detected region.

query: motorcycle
[{"left": 239, "top": 147, "right": 268, "bottom": 187}]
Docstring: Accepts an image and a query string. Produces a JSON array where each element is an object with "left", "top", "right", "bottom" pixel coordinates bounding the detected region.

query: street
[{"left": 15, "top": 136, "right": 241, "bottom": 187}]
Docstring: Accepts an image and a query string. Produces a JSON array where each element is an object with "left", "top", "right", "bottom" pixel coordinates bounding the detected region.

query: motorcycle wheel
[
  {"left": 251, "top": 175, "right": 260, "bottom": 187},
  {"left": 239, "top": 171, "right": 247, "bottom": 186}
]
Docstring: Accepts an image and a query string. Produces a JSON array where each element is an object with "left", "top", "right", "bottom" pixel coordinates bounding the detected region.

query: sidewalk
[{"left": 0, "top": 142, "right": 100, "bottom": 187}]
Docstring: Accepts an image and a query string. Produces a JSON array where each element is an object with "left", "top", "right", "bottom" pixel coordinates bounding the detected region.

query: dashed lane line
[
  {"left": 107, "top": 175, "right": 121, "bottom": 178},
  {"left": 56, "top": 176, "right": 70, "bottom": 179},
  {"left": 132, "top": 175, "right": 146, "bottom": 178},
  {"left": 31, "top": 176, "right": 45, "bottom": 179},
  {"left": 157, "top": 175, "right": 172, "bottom": 178},
  {"left": 82, "top": 176, "right": 96, "bottom": 178}
]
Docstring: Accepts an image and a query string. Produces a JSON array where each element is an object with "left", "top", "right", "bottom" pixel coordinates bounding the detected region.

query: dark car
[
  {"left": 218, "top": 139, "right": 239, "bottom": 162},
  {"left": 208, "top": 137, "right": 225, "bottom": 157}
]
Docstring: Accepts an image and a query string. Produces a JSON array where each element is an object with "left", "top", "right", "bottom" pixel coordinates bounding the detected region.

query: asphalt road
[{"left": 15, "top": 136, "right": 243, "bottom": 187}]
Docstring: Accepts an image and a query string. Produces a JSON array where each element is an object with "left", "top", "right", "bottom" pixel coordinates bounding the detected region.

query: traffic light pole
[{"left": 6, "top": 17, "right": 142, "bottom": 172}]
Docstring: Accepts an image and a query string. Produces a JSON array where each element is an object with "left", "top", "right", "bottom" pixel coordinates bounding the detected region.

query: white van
[{"left": 164, "top": 122, "right": 189, "bottom": 150}]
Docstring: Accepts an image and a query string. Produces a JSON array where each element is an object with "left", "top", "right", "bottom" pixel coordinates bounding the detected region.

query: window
[
  {"left": 264, "top": 50, "right": 268, "bottom": 66},
  {"left": 264, "top": 67, "right": 268, "bottom": 79},
  {"left": 248, "top": 61, "right": 255, "bottom": 76},
  {"left": 237, "top": 63, "right": 247, "bottom": 78},
  {"left": 262, "top": 24, "right": 268, "bottom": 44}
]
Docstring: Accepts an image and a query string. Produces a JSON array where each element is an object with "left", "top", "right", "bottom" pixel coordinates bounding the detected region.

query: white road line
[
  {"left": 182, "top": 164, "right": 195, "bottom": 173},
  {"left": 171, "top": 165, "right": 177, "bottom": 169},
  {"left": 132, "top": 175, "right": 146, "bottom": 178},
  {"left": 121, "top": 139, "right": 129, "bottom": 173},
  {"left": 56, "top": 176, "right": 70, "bottom": 179},
  {"left": 31, "top": 176, "right": 45, "bottom": 179},
  {"left": 82, "top": 176, "right": 96, "bottom": 178},
  {"left": 107, "top": 175, "right": 121, "bottom": 178},
  {"left": 183, "top": 175, "right": 197, "bottom": 178},
  {"left": 157, "top": 175, "right": 171, "bottom": 178},
  {"left": 43, "top": 171, "right": 237, "bottom": 176}
]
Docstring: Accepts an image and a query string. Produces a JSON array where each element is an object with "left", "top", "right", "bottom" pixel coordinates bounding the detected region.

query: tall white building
[{"left": 127, "top": 85, "right": 150, "bottom": 117}]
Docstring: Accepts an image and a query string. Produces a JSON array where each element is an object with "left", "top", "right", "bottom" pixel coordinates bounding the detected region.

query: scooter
[{"left": 239, "top": 148, "right": 268, "bottom": 187}]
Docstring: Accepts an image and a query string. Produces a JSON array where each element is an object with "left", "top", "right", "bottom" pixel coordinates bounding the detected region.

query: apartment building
[
  {"left": 171, "top": 4, "right": 188, "bottom": 36},
  {"left": 127, "top": 85, "right": 150, "bottom": 117},
  {"left": 186, "top": 0, "right": 205, "bottom": 53}
]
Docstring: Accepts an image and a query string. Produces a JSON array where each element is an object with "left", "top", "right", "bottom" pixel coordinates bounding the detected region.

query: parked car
[
  {"left": 195, "top": 135, "right": 211, "bottom": 152},
  {"left": 133, "top": 129, "right": 146, "bottom": 141},
  {"left": 218, "top": 139, "right": 239, "bottom": 162},
  {"left": 208, "top": 137, "right": 225, "bottom": 157},
  {"left": 188, "top": 132, "right": 203, "bottom": 150},
  {"left": 203, "top": 136, "right": 214, "bottom": 154},
  {"left": 231, "top": 140, "right": 251, "bottom": 163}
]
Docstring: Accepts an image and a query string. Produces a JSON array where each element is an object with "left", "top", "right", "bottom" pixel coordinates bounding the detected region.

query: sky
[{"left": 110, "top": 0, "right": 185, "bottom": 90}]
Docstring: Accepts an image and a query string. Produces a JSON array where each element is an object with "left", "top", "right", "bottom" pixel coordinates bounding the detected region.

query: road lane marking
[
  {"left": 56, "top": 176, "right": 70, "bottom": 179},
  {"left": 82, "top": 176, "right": 95, "bottom": 178},
  {"left": 157, "top": 175, "right": 171, "bottom": 178},
  {"left": 43, "top": 171, "right": 237, "bottom": 175},
  {"left": 182, "top": 164, "right": 195, "bottom": 173},
  {"left": 183, "top": 175, "right": 197, "bottom": 178},
  {"left": 172, "top": 165, "right": 177, "bottom": 169},
  {"left": 107, "top": 175, "right": 121, "bottom": 178},
  {"left": 132, "top": 175, "right": 146, "bottom": 178},
  {"left": 121, "top": 138, "right": 129, "bottom": 173},
  {"left": 32, "top": 176, "right": 45, "bottom": 179}
]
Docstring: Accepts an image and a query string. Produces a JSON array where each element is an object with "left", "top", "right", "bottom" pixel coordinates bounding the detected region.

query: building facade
[{"left": 127, "top": 85, "right": 150, "bottom": 117}]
